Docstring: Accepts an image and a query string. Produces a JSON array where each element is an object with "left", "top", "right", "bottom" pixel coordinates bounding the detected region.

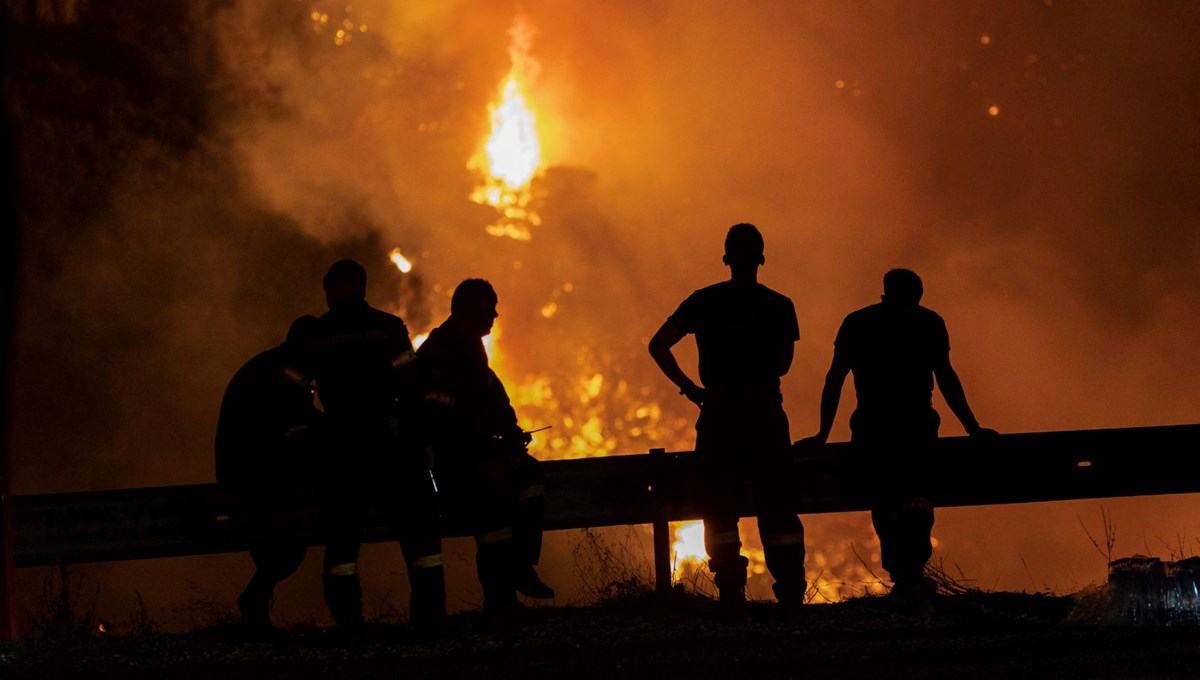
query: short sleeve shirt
[
  {"left": 668, "top": 281, "right": 799, "bottom": 392},
  {"left": 834, "top": 303, "right": 950, "bottom": 413}
]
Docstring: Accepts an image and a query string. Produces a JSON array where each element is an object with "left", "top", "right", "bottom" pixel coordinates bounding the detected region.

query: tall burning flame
[{"left": 469, "top": 16, "right": 543, "bottom": 241}]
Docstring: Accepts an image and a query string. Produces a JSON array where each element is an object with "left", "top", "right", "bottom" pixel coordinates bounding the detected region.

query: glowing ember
[
  {"left": 988, "top": 104, "right": 1001, "bottom": 116},
  {"left": 309, "top": 7, "right": 366, "bottom": 45},
  {"left": 468, "top": 16, "right": 544, "bottom": 241},
  {"left": 388, "top": 247, "right": 414, "bottom": 273}
]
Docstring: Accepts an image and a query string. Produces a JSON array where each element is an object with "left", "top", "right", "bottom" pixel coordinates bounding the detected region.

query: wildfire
[
  {"left": 452, "top": 15, "right": 886, "bottom": 600},
  {"left": 468, "top": 16, "right": 543, "bottom": 241}
]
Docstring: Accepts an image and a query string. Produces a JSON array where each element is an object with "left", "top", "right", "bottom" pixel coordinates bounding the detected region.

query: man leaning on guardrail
[{"left": 800, "top": 268, "right": 997, "bottom": 614}]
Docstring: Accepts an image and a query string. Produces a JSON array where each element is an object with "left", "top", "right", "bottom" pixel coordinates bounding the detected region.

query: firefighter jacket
[
  {"left": 215, "top": 346, "right": 321, "bottom": 489},
  {"left": 416, "top": 317, "right": 523, "bottom": 464},
  {"left": 308, "top": 299, "right": 420, "bottom": 430}
]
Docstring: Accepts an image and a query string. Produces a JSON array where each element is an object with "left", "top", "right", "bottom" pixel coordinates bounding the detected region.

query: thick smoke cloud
[{"left": 6, "top": 0, "right": 1200, "bottom": 627}]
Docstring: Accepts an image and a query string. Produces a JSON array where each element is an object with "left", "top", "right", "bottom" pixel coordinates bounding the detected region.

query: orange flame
[
  {"left": 457, "top": 15, "right": 793, "bottom": 596},
  {"left": 469, "top": 16, "right": 543, "bottom": 241}
]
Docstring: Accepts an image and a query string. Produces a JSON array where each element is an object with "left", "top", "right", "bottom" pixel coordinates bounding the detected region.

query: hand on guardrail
[
  {"left": 795, "top": 433, "right": 828, "bottom": 449},
  {"left": 967, "top": 425, "right": 1000, "bottom": 440}
]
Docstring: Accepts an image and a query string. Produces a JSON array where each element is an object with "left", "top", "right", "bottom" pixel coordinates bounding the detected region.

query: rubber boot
[
  {"left": 237, "top": 576, "right": 273, "bottom": 633},
  {"left": 409, "top": 564, "right": 447, "bottom": 638},
  {"left": 322, "top": 573, "right": 365, "bottom": 642}
]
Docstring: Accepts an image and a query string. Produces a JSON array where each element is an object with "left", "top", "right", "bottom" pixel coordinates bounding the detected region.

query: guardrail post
[
  {"left": 1, "top": 10, "right": 18, "bottom": 640},
  {"left": 0, "top": 422, "right": 13, "bottom": 642},
  {"left": 0, "top": 473, "right": 13, "bottom": 642},
  {"left": 649, "top": 448, "right": 671, "bottom": 594}
]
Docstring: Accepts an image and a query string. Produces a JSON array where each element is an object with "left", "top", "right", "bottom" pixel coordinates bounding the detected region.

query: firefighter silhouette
[
  {"left": 307, "top": 259, "right": 445, "bottom": 636},
  {"left": 418, "top": 278, "right": 553, "bottom": 623},
  {"left": 649, "top": 223, "right": 807, "bottom": 620},
  {"left": 216, "top": 315, "right": 321, "bottom": 632},
  {"left": 801, "top": 268, "right": 997, "bottom": 611}
]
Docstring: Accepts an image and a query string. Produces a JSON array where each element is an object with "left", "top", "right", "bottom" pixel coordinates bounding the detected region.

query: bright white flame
[
  {"left": 484, "top": 75, "right": 540, "bottom": 189},
  {"left": 672, "top": 520, "right": 708, "bottom": 576},
  {"left": 389, "top": 247, "right": 413, "bottom": 273}
]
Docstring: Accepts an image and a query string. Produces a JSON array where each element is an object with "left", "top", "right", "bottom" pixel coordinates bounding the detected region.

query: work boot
[
  {"left": 516, "top": 566, "right": 555, "bottom": 599},
  {"left": 409, "top": 566, "right": 447, "bottom": 638},
  {"left": 773, "top": 581, "right": 807, "bottom": 622},
  {"left": 237, "top": 586, "right": 272, "bottom": 633},
  {"left": 322, "top": 573, "right": 365, "bottom": 631}
]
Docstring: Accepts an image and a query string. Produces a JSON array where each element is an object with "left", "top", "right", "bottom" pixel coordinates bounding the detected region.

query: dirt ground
[{"left": 3, "top": 591, "right": 1198, "bottom": 680}]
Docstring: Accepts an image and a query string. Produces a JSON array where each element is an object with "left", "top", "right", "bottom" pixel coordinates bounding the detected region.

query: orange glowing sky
[{"left": 7, "top": 0, "right": 1200, "bottom": 626}]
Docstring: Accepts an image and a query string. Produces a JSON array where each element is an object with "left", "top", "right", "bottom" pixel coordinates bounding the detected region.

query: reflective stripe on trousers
[
  {"left": 479, "top": 527, "right": 514, "bottom": 544},
  {"left": 326, "top": 562, "right": 358, "bottom": 577},
  {"left": 411, "top": 554, "right": 444, "bottom": 569}
]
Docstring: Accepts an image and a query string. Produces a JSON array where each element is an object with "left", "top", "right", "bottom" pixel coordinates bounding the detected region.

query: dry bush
[
  {"left": 26, "top": 567, "right": 100, "bottom": 639},
  {"left": 571, "top": 527, "right": 654, "bottom": 603}
]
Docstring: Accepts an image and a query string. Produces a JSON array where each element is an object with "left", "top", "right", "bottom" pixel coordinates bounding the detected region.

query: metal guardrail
[
  {"left": 9, "top": 424, "right": 1200, "bottom": 569},
  {"left": 4, "top": 423, "right": 1200, "bottom": 640}
]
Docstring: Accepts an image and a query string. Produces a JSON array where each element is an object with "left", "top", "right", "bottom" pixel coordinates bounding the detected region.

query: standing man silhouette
[
  {"left": 802, "top": 268, "right": 996, "bottom": 609},
  {"left": 650, "top": 223, "right": 807, "bottom": 620},
  {"left": 308, "top": 259, "right": 445, "bottom": 638}
]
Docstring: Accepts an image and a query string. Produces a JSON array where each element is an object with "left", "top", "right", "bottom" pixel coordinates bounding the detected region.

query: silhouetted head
[
  {"left": 722, "top": 223, "right": 766, "bottom": 269},
  {"left": 285, "top": 315, "right": 320, "bottom": 348},
  {"left": 281, "top": 314, "right": 319, "bottom": 376},
  {"left": 323, "top": 259, "right": 367, "bottom": 309},
  {"left": 450, "top": 278, "right": 499, "bottom": 338},
  {"left": 882, "top": 268, "right": 923, "bottom": 306}
]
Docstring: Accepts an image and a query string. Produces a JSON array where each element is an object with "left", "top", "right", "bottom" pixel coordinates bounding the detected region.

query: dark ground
[{"left": 2, "top": 590, "right": 1198, "bottom": 679}]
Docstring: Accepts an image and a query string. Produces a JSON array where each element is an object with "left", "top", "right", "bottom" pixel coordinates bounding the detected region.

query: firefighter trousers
[
  {"left": 851, "top": 408, "right": 940, "bottom": 587},
  {"left": 700, "top": 457, "right": 807, "bottom": 604},
  {"left": 238, "top": 491, "right": 309, "bottom": 617},
  {"left": 437, "top": 452, "right": 545, "bottom": 611},
  {"left": 871, "top": 498, "right": 935, "bottom": 586},
  {"left": 319, "top": 466, "right": 445, "bottom": 631},
  {"left": 695, "top": 395, "right": 806, "bottom": 604}
]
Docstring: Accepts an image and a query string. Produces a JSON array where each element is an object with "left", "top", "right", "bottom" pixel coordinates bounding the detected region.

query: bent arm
[
  {"left": 812, "top": 353, "right": 851, "bottom": 443},
  {"left": 648, "top": 320, "right": 704, "bottom": 406},
  {"left": 933, "top": 355, "right": 987, "bottom": 435},
  {"left": 776, "top": 341, "right": 795, "bottom": 377}
]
